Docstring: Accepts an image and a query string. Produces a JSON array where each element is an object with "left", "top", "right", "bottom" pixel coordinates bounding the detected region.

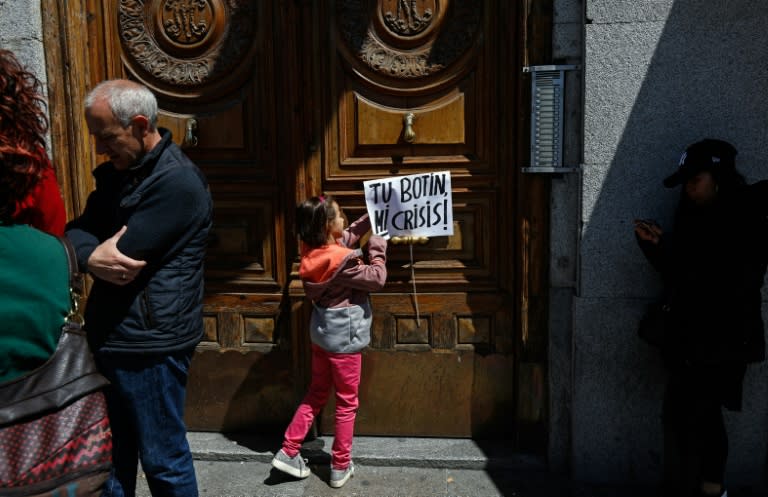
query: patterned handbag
[{"left": 0, "top": 237, "right": 112, "bottom": 496}]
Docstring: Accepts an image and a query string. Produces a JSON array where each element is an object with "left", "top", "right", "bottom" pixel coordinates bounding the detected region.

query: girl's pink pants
[{"left": 282, "top": 344, "right": 362, "bottom": 470}]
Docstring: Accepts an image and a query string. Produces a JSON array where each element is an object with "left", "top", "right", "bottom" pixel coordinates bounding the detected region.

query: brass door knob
[
  {"left": 183, "top": 118, "right": 198, "bottom": 148},
  {"left": 403, "top": 112, "right": 416, "bottom": 143},
  {"left": 390, "top": 235, "right": 429, "bottom": 245}
]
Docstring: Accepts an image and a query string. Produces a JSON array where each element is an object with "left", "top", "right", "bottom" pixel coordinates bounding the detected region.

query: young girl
[{"left": 272, "top": 195, "right": 387, "bottom": 488}]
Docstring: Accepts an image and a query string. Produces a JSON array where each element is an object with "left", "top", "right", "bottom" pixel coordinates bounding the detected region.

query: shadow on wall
[{"left": 574, "top": 0, "right": 768, "bottom": 488}]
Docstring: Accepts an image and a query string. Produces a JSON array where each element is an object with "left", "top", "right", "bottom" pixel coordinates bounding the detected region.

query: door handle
[
  {"left": 390, "top": 236, "right": 429, "bottom": 245},
  {"left": 183, "top": 118, "right": 198, "bottom": 148},
  {"left": 403, "top": 112, "right": 416, "bottom": 143}
]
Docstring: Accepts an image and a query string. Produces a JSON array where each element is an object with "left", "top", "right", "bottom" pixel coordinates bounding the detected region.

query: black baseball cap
[{"left": 663, "top": 138, "right": 737, "bottom": 188}]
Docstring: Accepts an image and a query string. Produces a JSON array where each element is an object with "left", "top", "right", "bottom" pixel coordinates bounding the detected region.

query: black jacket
[
  {"left": 66, "top": 129, "right": 212, "bottom": 353},
  {"left": 638, "top": 180, "right": 768, "bottom": 364}
]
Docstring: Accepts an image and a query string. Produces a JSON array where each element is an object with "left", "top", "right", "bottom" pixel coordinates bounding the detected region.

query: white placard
[{"left": 363, "top": 171, "right": 453, "bottom": 238}]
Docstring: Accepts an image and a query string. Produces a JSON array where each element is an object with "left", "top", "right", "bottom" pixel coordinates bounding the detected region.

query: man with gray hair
[{"left": 66, "top": 79, "right": 212, "bottom": 497}]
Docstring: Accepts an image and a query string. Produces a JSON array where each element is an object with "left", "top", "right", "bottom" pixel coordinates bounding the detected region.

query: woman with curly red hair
[{"left": 0, "top": 48, "right": 65, "bottom": 235}]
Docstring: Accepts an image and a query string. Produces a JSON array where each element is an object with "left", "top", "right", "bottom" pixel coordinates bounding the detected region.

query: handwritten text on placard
[{"left": 363, "top": 171, "right": 453, "bottom": 237}]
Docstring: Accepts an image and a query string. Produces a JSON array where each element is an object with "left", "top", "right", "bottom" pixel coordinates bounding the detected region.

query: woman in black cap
[{"left": 634, "top": 139, "right": 768, "bottom": 497}]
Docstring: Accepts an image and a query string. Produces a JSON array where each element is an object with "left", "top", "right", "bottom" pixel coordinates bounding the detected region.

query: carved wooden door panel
[
  {"left": 297, "top": 0, "right": 546, "bottom": 443},
  {"left": 84, "top": 0, "right": 300, "bottom": 431}
]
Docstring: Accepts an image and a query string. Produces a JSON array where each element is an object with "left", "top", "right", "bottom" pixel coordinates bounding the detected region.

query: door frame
[{"left": 42, "top": 0, "right": 97, "bottom": 221}]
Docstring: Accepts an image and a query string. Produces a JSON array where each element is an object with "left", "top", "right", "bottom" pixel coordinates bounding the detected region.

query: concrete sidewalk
[
  {"left": 133, "top": 433, "right": 659, "bottom": 497},
  {"left": 186, "top": 432, "right": 547, "bottom": 470}
]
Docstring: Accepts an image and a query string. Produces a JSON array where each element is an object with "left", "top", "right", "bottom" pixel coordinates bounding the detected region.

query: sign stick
[{"left": 409, "top": 244, "right": 421, "bottom": 328}]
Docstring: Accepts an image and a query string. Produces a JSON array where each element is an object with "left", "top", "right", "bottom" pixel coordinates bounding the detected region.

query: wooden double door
[{"left": 49, "top": 0, "right": 548, "bottom": 449}]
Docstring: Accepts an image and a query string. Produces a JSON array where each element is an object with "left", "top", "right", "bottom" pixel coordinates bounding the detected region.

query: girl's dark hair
[
  {"left": 0, "top": 49, "right": 50, "bottom": 224},
  {"left": 296, "top": 195, "right": 337, "bottom": 248}
]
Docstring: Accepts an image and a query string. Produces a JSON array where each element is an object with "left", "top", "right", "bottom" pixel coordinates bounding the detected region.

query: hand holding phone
[
  {"left": 634, "top": 219, "right": 654, "bottom": 229},
  {"left": 634, "top": 219, "right": 662, "bottom": 243}
]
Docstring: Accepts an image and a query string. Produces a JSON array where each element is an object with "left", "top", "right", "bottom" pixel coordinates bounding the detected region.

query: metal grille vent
[{"left": 523, "top": 65, "right": 579, "bottom": 173}]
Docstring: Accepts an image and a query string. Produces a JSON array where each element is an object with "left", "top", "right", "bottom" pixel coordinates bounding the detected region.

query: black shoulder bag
[{"left": 0, "top": 237, "right": 112, "bottom": 497}]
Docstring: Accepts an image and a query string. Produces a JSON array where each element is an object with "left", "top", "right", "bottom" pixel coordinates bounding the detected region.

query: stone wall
[
  {"left": 0, "top": 0, "right": 47, "bottom": 99},
  {"left": 573, "top": 0, "right": 768, "bottom": 487}
]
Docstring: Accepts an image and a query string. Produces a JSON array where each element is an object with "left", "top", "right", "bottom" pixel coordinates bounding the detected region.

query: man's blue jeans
[{"left": 96, "top": 348, "right": 198, "bottom": 497}]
